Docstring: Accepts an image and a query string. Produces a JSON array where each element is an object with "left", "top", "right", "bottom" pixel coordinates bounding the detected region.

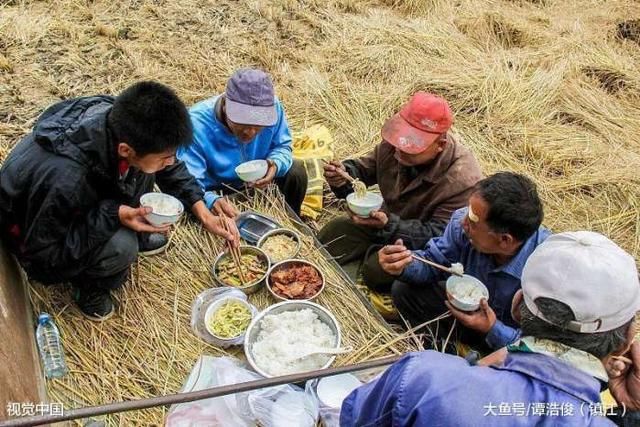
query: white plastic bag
[
  {"left": 190, "top": 287, "right": 258, "bottom": 348},
  {"left": 242, "top": 384, "right": 319, "bottom": 427},
  {"left": 166, "top": 356, "right": 319, "bottom": 427},
  {"left": 166, "top": 356, "right": 257, "bottom": 427}
]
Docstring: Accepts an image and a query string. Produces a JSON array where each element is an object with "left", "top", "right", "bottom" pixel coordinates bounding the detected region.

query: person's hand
[
  {"left": 608, "top": 341, "right": 640, "bottom": 411},
  {"left": 203, "top": 215, "right": 240, "bottom": 248},
  {"left": 119, "top": 206, "right": 171, "bottom": 233},
  {"left": 378, "top": 239, "right": 413, "bottom": 276},
  {"left": 323, "top": 160, "right": 349, "bottom": 188},
  {"left": 445, "top": 298, "right": 497, "bottom": 334},
  {"left": 252, "top": 160, "right": 277, "bottom": 189},
  {"left": 350, "top": 210, "right": 388, "bottom": 229},
  {"left": 212, "top": 197, "right": 239, "bottom": 218}
]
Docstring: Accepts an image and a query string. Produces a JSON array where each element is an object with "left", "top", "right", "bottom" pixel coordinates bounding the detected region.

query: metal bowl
[
  {"left": 212, "top": 246, "right": 271, "bottom": 294},
  {"left": 244, "top": 301, "right": 342, "bottom": 378},
  {"left": 266, "top": 259, "right": 325, "bottom": 302},
  {"left": 257, "top": 228, "right": 302, "bottom": 263}
]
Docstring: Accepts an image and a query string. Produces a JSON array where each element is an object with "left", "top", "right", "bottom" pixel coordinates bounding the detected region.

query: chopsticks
[
  {"left": 321, "top": 158, "right": 356, "bottom": 184},
  {"left": 411, "top": 254, "right": 463, "bottom": 277},
  {"left": 220, "top": 197, "right": 246, "bottom": 285}
]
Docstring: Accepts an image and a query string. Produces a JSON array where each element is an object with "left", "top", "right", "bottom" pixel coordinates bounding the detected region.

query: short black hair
[
  {"left": 109, "top": 81, "right": 192, "bottom": 156},
  {"left": 473, "top": 172, "right": 544, "bottom": 242}
]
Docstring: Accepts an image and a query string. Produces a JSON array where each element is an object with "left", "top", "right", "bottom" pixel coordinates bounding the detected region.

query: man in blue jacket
[
  {"left": 342, "top": 231, "right": 640, "bottom": 426},
  {"left": 178, "top": 68, "right": 308, "bottom": 216},
  {"left": 379, "top": 172, "right": 550, "bottom": 350}
]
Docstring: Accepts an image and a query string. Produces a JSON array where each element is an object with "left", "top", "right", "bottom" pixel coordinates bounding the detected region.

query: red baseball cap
[{"left": 381, "top": 92, "right": 453, "bottom": 154}]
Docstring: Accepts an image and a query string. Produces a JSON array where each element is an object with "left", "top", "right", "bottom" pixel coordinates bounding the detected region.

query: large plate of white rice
[{"left": 244, "top": 301, "right": 341, "bottom": 378}]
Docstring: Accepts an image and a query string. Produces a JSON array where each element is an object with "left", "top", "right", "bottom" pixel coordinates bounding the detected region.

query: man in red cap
[{"left": 318, "top": 92, "right": 482, "bottom": 294}]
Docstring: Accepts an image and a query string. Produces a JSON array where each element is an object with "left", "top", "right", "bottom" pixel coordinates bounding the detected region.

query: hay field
[
  {"left": 2, "top": 0, "right": 640, "bottom": 424},
  {"left": 1, "top": 0, "right": 640, "bottom": 258}
]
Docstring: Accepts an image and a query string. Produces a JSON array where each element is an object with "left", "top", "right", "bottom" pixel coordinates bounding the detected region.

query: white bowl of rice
[
  {"left": 244, "top": 301, "right": 341, "bottom": 378},
  {"left": 446, "top": 274, "right": 489, "bottom": 312},
  {"left": 140, "top": 192, "right": 184, "bottom": 227}
]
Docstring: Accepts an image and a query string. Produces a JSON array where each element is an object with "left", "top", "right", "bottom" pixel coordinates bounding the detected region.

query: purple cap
[{"left": 225, "top": 68, "right": 277, "bottom": 127}]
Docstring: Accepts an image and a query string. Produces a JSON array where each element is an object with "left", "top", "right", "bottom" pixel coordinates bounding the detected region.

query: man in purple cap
[
  {"left": 318, "top": 92, "right": 482, "bottom": 293},
  {"left": 177, "top": 68, "right": 308, "bottom": 215}
]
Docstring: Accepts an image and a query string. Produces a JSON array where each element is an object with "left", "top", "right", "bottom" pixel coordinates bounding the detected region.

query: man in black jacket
[{"left": 0, "top": 81, "right": 239, "bottom": 321}]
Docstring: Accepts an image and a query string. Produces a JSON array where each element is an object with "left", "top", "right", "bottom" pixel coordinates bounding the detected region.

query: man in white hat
[{"left": 341, "top": 231, "right": 640, "bottom": 426}]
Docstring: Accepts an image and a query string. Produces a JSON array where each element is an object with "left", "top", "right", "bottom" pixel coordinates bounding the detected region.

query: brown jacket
[{"left": 333, "top": 134, "right": 483, "bottom": 249}]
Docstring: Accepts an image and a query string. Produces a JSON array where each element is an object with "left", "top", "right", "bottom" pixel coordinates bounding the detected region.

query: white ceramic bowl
[
  {"left": 244, "top": 301, "right": 341, "bottom": 378},
  {"left": 204, "top": 297, "right": 253, "bottom": 342},
  {"left": 235, "top": 160, "right": 269, "bottom": 182},
  {"left": 346, "top": 192, "right": 384, "bottom": 218},
  {"left": 316, "top": 374, "right": 362, "bottom": 408},
  {"left": 446, "top": 274, "right": 489, "bottom": 312},
  {"left": 140, "top": 192, "right": 184, "bottom": 227}
]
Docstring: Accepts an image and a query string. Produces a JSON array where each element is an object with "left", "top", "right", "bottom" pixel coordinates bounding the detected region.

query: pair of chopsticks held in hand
[
  {"left": 216, "top": 196, "right": 246, "bottom": 285},
  {"left": 323, "top": 159, "right": 462, "bottom": 277}
]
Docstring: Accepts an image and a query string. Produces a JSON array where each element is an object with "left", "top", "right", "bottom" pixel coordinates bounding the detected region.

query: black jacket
[{"left": 0, "top": 96, "right": 203, "bottom": 272}]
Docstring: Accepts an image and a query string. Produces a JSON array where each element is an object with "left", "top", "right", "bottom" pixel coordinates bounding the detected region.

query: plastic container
[
  {"left": 316, "top": 374, "right": 362, "bottom": 408},
  {"left": 36, "top": 313, "right": 68, "bottom": 379}
]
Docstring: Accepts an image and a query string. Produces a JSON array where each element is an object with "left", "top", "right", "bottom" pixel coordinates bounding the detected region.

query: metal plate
[{"left": 236, "top": 211, "right": 281, "bottom": 244}]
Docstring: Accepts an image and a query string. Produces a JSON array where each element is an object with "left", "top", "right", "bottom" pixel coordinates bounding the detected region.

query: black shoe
[
  {"left": 138, "top": 233, "right": 169, "bottom": 256},
  {"left": 74, "top": 288, "right": 115, "bottom": 321}
]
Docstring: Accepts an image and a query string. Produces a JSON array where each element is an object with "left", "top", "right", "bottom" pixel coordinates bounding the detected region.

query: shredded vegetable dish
[{"left": 207, "top": 300, "right": 252, "bottom": 339}]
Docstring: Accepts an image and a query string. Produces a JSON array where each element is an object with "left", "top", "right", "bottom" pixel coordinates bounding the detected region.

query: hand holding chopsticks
[
  {"left": 218, "top": 197, "right": 245, "bottom": 285},
  {"left": 220, "top": 215, "right": 246, "bottom": 285},
  {"left": 411, "top": 254, "right": 464, "bottom": 277},
  {"left": 321, "top": 158, "right": 356, "bottom": 186}
]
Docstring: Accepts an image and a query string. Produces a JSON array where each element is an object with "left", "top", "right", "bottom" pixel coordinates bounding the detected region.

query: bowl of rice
[
  {"left": 257, "top": 228, "right": 301, "bottom": 263},
  {"left": 140, "top": 192, "right": 184, "bottom": 227},
  {"left": 235, "top": 160, "right": 269, "bottom": 183},
  {"left": 204, "top": 297, "right": 254, "bottom": 342},
  {"left": 244, "top": 301, "right": 341, "bottom": 378},
  {"left": 446, "top": 274, "right": 489, "bottom": 312}
]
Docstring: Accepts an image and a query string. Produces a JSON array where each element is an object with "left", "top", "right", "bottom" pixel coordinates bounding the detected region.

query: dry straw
[{"left": 3, "top": 0, "right": 640, "bottom": 423}]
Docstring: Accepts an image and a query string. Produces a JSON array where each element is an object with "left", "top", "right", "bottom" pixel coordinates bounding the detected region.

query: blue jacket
[
  {"left": 400, "top": 208, "right": 551, "bottom": 348},
  {"left": 340, "top": 351, "right": 615, "bottom": 427},
  {"left": 177, "top": 95, "right": 293, "bottom": 208}
]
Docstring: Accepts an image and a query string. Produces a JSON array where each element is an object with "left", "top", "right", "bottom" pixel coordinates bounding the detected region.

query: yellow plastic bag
[{"left": 292, "top": 125, "right": 334, "bottom": 220}]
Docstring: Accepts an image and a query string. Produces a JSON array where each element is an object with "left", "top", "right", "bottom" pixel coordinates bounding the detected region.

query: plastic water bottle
[{"left": 36, "top": 313, "right": 68, "bottom": 379}]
